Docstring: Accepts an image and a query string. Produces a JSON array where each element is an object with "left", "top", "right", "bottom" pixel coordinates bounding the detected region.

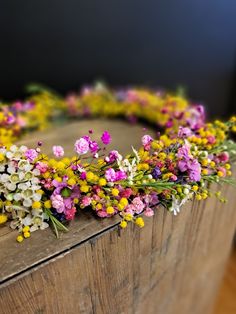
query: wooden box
[{"left": 0, "top": 121, "right": 236, "bottom": 314}]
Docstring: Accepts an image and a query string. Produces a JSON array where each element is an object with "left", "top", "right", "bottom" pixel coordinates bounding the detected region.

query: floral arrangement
[{"left": 0, "top": 83, "right": 236, "bottom": 242}]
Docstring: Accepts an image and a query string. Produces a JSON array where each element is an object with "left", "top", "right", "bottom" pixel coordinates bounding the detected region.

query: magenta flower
[
  {"left": 218, "top": 152, "right": 229, "bottom": 163},
  {"left": 115, "top": 170, "right": 127, "bottom": 181},
  {"left": 105, "top": 168, "right": 127, "bottom": 182},
  {"left": 25, "top": 149, "right": 38, "bottom": 162},
  {"left": 89, "top": 141, "right": 99, "bottom": 153},
  {"left": 65, "top": 207, "right": 76, "bottom": 220},
  {"left": 105, "top": 168, "right": 117, "bottom": 182},
  {"left": 52, "top": 145, "right": 64, "bottom": 157},
  {"left": 101, "top": 131, "right": 111, "bottom": 145},
  {"left": 108, "top": 150, "right": 120, "bottom": 162},
  {"left": 74, "top": 138, "right": 89, "bottom": 155}
]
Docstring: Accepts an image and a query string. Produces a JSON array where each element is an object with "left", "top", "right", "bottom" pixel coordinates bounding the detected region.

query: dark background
[{"left": 0, "top": 0, "right": 236, "bottom": 117}]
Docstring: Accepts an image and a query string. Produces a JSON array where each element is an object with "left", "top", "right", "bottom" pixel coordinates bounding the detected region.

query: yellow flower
[
  {"left": 86, "top": 172, "right": 94, "bottom": 181},
  {"left": 22, "top": 226, "right": 30, "bottom": 233},
  {"left": 111, "top": 188, "right": 119, "bottom": 196},
  {"left": 68, "top": 178, "right": 76, "bottom": 186},
  {"left": 24, "top": 231, "right": 31, "bottom": 238},
  {"left": 196, "top": 194, "right": 202, "bottom": 201},
  {"left": 0, "top": 153, "right": 5, "bottom": 162},
  {"left": 0, "top": 214, "right": 7, "bottom": 224},
  {"left": 202, "top": 169, "right": 208, "bottom": 175},
  {"left": 80, "top": 185, "right": 89, "bottom": 193},
  {"left": 192, "top": 185, "right": 199, "bottom": 192},
  {"left": 124, "top": 213, "right": 133, "bottom": 221},
  {"left": 106, "top": 206, "right": 115, "bottom": 214},
  {"left": 32, "top": 201, "right": 41, "bottom": 209},
  {"left": 44, "top": 200, "right": 52, "bottom": 209},
  {"left": 120, "top": 220, "right": 127, "bottom": 228},
  {"left": 16, "top": 235, "right": 24, "bottom": 243},
  {"left": 135, "top": 217, "right": 145, "bottom": 228},
  {"left": 98, "top": 178, "right": 107, "bottom": 186}
]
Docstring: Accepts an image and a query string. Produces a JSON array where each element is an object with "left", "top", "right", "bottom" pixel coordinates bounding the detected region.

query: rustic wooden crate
[{"left": 0, "top": 120, "right": 236, "bottom": 314}]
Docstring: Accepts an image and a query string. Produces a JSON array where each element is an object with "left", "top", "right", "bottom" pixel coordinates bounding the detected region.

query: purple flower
[
  {"left": 25, "top": 149, "right": 38, "bottom": 162},
  {"left": 177, "top": 143, "right": 192, "bottom": 159},
  {"left": 108, "top": 150, "right": 120, "bottom": 163},
  {"left": 74, "top": 138, "right": 89, "bottom": 155},
  {"left": 178, "top": 127, "right": 192, "bottom": 138},
  {"left": 142, "top": 135, "right": 153, "bottom": 146},
  {"left": 101, "top": 131, "right": 111, "bottom": 145},
  {"left": 105, "top": 168, "right": 127, "bottom": 182},
  {"left": 178, "top": 158, "right": 201, "bottom": 182},
  {"left": 152, "top": 166, "right": 161, "bottom": 179},
  {"left": 89, "top": 141, "right": 99, "bottom": 153},
  {"left": 105, "top": 168, "right": 117, "bottom": 182},
  {"left": 52, "top": 145, "right": 64, "bottom": 157},
  {"left": 178, "top": 159, "right": 189, "bottom": 172},
  {"left": 188, "top": 159, "right": 201, "bottom": 182}
]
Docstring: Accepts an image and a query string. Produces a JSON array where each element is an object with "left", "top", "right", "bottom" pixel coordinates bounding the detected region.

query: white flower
[{"left": 169, "top": 192, "right": 193, "bottom": 215}]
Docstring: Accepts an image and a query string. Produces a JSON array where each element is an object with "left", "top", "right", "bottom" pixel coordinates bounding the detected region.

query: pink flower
[
  {"left": 218, "top": 152, "right": 229, "bottom": 163},
  {"left": 52, "top": 145, "right": 64, "bottom": 157},
  {"left": 81, "top": 196, "right": 91, "bottom": 207},
  {"left": 65, "top": 207, "right": 76, "bottom": 220},
  {"left": 105, "top": 168, "right": 117, "bottom": 182},
  {"left": 120, "top": 188, "right": 133, "bottom": 198},
  {"left": 207, "top": 135, "right": 216, "bottom": 144},
  {"left": 132, "top": 197, "right": 145, "bottom": 214},
  {"left": 178, "top": 127, "right": 192, "bottom": 138},
  {"left": 25, "top": 149, "right": 38, "bottom": 162},
  {"left": 142, "top": 135, "right": 153, "bottom": 146},
  {"left": 36, "top": 161, "right": 48, "bottom": 173},
  {"left": 144, "top": 207, "right": 154, "bottom": 217},
  {"left": 101, "top": 131, "right": 111, "bottom": 145},
  {"left": 51, "top": 194, "right": 65, "bottom": 213},
  {"left": 97, "top": 210, "right": 109, "bottom": 218},
  {"left": 74, "top": 138, "right": 89, "bottom": 155},
  {"left": 125, "top": 205, "right": 135, "bottom": 215}
]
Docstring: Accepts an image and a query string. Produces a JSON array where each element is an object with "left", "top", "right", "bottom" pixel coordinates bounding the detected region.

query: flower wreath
[{"left": 0, "top": 83, "right": 236, "bottom": 242}]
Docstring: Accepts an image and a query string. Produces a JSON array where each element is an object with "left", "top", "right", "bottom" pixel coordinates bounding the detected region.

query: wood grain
[
  {"left": 212, "top": 251, "right": 236, "bottom": 314},
  {"left": 0, "top": 120, "right": 236, "bottom": 314}
]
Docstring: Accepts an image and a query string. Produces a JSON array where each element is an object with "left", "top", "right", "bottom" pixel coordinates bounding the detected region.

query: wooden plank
[
  {"left": 0, "top": 179, "right": 236, "bottom": 314},
  {"left": 212, "top": 251, "right": 236, "bottom": 314}
]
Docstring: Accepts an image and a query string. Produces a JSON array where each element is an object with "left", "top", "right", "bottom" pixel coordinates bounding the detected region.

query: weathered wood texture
[
  {"left": 0, "top": 120, "right": 236, "bottom": 314},
  {"left": 212, "top": 250, "right": 236, "bottom": 314}
]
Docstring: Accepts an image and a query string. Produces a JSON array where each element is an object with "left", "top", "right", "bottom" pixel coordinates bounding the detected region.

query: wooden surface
[
  {"left": 0, "top": 120, "right": 236, "bottom": 314},
  {"left": 212, "top": 251, "right": 236, "bottom": 314}
]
